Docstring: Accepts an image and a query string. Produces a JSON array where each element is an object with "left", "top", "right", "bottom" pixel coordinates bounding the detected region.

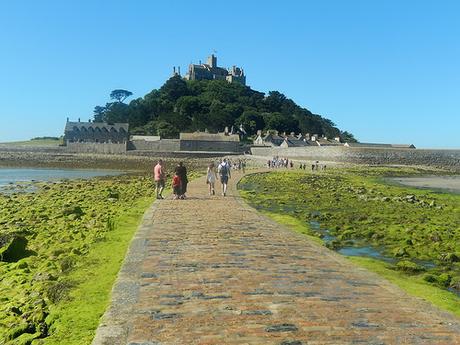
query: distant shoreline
[
  {"left": 0, "top": 144, "right": 459, "bottom": 173},
  {"left": 387, "top": 176, "right": 460, "bottom": 194}
]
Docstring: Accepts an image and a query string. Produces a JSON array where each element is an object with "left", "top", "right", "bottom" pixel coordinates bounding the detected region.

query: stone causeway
[{"left": 92, "top": 171, "right": 460, "bottom": 345}]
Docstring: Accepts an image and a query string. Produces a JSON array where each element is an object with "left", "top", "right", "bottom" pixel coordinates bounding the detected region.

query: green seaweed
[{"left": 0, "top": 174, "right": 157, "bottom": 343}]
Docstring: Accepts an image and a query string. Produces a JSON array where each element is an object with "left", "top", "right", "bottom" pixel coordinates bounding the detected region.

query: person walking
[
  {"left": 175, "top": 162, "right": 188, "bottom": 199},
  {"left": 172, "top": 171, "right": 181, "bottom": 200},
  {"left": 206, "top": 162, "right": 218, "bottom": 195},
  {"left": 218, "top": 158, "right": 231, "bottom": 196},
  {"left": 153, "top": 159, "right": 165, "bottom": 200}
]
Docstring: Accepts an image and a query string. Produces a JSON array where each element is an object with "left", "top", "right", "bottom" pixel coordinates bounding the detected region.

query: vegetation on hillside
[{"left": 93, "top": 76, "right": 357, "bottom": 142}]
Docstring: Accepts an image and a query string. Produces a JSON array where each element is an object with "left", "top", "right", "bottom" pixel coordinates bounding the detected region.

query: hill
[{"left": 93, "top": 76, "right": 357, "bottom": 142}]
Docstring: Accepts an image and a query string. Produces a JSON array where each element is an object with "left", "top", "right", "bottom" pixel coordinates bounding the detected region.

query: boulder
[{"left": 0, "top": 234, "right": 29, "bottom": 262}]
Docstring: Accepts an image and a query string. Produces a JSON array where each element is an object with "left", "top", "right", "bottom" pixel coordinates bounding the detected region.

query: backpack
[{"left": 219, "top": 163, "right": 228, "bottom": 177}]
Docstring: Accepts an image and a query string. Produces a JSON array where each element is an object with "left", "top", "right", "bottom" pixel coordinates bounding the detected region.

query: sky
[{"left": 0, "top": 0, "right": 459, "bottom": 148}]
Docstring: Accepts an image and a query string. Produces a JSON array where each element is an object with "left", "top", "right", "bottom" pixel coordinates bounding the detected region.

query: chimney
[
  {"left": 66, "top": 117, "right": 69, "bottom": 122},
  {"left": 178, "top": 66, "right": 181, "bottom": 75},
  {"left": 257, "top": 130, "right": 262, "bottom": 136},
  {"left": 173, "top": 66, "right": 176, "bottom": 74},
  {"left": 78, "top": 118, "right": 80, "bottom": 122}
]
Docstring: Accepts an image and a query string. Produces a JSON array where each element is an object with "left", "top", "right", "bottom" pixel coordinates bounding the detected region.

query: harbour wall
[{"left": 251, "top": 146, "right": 460, "bottom": 171}]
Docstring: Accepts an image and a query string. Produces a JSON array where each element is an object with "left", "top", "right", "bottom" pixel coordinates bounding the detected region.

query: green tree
[
  {"left": 160, "top": 75, "right": 188, "bottom": 101},
  {"left": 236, "top": 111, "right": 265, "bottom": 135},
  {"left": 110, "top": 89, "right": 133, "bottom": 103},
  {"left": 93, "top": 106, "right": 106, "bottom": 122}
]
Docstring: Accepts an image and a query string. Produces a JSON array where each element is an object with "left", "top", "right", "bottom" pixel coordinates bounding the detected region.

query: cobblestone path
[{"left": 93, "top": 172, "right": 460, "bottom": 345}]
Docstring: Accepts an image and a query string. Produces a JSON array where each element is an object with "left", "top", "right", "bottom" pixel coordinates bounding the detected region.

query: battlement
[{"left": 183, "top": 54, "right": 246, "bottom": 85}]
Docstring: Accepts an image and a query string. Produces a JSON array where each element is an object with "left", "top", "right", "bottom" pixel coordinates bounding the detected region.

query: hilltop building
[{"left": 184, "top": 54, "right": 246, "bottom": 85}]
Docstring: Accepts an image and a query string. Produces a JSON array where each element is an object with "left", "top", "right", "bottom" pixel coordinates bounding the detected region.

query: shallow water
[
  {"left": 388, "top": 175, "right": 460, "bottom": 194},
  {"left": 338, "top": 246, "right": 396, "bottom": 263},
  {"left": 0, "top": 167, "right": 120, "bottom": 189}
]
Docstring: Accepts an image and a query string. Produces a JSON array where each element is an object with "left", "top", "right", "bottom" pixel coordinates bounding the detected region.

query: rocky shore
[{"left": 0, "top": 150, "right": 219, "bottom": 171}]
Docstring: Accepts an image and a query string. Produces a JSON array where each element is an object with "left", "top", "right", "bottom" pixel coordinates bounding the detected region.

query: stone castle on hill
[{"left": 181, "top": 54, "right": 246, "bottom": 85}]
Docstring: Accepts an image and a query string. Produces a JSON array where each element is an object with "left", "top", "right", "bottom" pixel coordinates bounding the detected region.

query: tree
[
  {"left": 93, "top": 106, "right": 106, "bottom": 122},
  {"left": 91, "top": 78, "right": 355, "bottom": 141},
  {"left": 236, "top": 111, "right": 265, "bottom": 135},
  {"left": 110, "top": 89, "right": 133, "bottom": 103},
  {"left": 155, "top": 120, "right": 179, "bottom": 138},
  {"left": 160, "top": 75, "right": 188, "bottom": 101}
]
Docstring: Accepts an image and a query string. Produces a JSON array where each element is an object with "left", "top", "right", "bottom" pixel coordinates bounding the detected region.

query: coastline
[{"left": 387, "top": 175, "right": 460, "bottom": 194}]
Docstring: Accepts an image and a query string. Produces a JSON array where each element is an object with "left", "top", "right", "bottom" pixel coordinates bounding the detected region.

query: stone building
[
  {"left": 184, "top": 54, "right": 246, "bottom": 85},
  {"left": 64, "top": 120, "right": 129, "bottom": 144},
  {"left": 179, "top": 131, "right": 241, "bottom": 152}
]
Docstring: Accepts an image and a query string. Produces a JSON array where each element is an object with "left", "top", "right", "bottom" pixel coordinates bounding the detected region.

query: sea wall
[
  {"left": 65, "top": 142, "right": 127, "bottom": 154},
  {"left": 128, "top": 139, "right": 180, "bottom": 151},
  {"left": 251, "top": 146, "right": 460, "bottom": 171}
]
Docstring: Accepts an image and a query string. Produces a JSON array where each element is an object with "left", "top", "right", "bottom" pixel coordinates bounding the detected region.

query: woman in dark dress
[{"left": 175, "top": 162, "right": 188, "bottom": 199}]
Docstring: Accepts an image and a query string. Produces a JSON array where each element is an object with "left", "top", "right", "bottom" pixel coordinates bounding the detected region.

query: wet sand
[{"left": 390, "top": 175, "right": 460, "bottom": 194}]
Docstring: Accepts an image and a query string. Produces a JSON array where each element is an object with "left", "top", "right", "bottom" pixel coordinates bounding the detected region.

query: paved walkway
[{"left": 93, "top": 171, "right": 460, "bottom": 345}]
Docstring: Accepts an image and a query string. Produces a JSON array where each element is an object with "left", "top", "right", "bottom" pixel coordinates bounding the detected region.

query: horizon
[{"left": 1, "top": 1, "right": 459, "bottom": 149}]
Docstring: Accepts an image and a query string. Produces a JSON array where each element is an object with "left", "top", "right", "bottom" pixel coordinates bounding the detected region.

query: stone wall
[
  {"left": 180, "top": 140, "right": 241, "bottom": 152},
  {"left": 65, "top": 142, "right": 127, "bottom": 154},
  {"left": 128, "top": 139, "right": 180, "bottom": 151},
  {"left": 251, "top": 146, "right": 460, "bottom": 171}
]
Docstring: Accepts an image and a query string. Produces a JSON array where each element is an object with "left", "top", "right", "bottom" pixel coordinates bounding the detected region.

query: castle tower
[{"left": 207, "top": 54, "right": 217, "bottom": 68}]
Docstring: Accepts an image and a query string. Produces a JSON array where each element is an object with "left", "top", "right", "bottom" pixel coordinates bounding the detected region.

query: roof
[
  {"left": 65, "top": 121, "right": 129, "bottom": 132},
  {"left": 131, "top": 135, "right": 161, "bottom": 141},
  {"left": 281, "top": 137, "right": 309, "bottom": 147},
  {"left": 315, "top": 138, "right": 343, "bottom": 146},
  {"left": 345, "top": 142, "right": 415, "bottom": 149},
  {"left": 263, "top": 133, "right": 284, "bottom": 141},
  {"left": 180, "top": 132, "right": 240, "bottom": 142}
]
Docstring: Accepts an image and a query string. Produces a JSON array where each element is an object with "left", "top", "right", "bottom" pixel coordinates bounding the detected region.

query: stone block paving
[{"left": 93, "top": 172, "right": 460, "bottom": 345}]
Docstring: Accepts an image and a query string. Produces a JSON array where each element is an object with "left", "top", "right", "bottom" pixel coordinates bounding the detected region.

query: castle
[{"left": 183, "top": 54, "right": 246, "bottom": 85}]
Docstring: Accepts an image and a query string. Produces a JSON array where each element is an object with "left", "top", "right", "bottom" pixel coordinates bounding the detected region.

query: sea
[{"left": 0, "top": 167, "right": 120, "bottom": 190}]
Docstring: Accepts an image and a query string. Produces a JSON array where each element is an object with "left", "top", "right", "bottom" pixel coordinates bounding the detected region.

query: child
[
  {"left": 206, "top": 162, "right": 217, "bottom": 195},
  {"left": 172, "top": 172, "right": 181, "bottom": 199}
]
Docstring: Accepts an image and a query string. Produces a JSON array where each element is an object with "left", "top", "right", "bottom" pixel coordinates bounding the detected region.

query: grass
[
  {"left": 347, "top": 256, "right": 460, "bottom": 317},
  {"left": 0, "top": 139, "right": 62, "bottom": 146},
  {"left": 39, "top": 196, "right": 153, "bottom": 345}
]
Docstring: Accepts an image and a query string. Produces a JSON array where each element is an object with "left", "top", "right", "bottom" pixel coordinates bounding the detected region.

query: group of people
[
  {"left": 298, "top": 161, "right": 326, "bottom": 171},
  {"left": 153, "top": 159, "right": 188, "bottom": 200},
  {"left": 153, "top": 158, "right": 233, "bottom": 200},
  {"left": 267, "top": 156, "right": 294, "bottom": 169},
  {"left": 206, "top": 158, "right": 232, "bottom": 196},
  {"left": 266, "top": 156, "right": 326, "bottom": 171}
]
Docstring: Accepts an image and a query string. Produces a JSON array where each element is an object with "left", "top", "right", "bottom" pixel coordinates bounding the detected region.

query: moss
[
  {"left": 0, "top": 174, "right": 160, "bottom": 343},
  {"left": 395, "top": 260, "right": 425, "bottom": 273}
]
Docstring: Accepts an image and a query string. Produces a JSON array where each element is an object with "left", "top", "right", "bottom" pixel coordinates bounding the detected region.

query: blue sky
[{"left": 0, "top": 0, "right": 459, "bottom": 148}]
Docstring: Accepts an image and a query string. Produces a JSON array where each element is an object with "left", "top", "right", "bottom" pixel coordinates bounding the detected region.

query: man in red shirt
[{"left": 153, "top": 159, "right": 165, "bottom": 199}]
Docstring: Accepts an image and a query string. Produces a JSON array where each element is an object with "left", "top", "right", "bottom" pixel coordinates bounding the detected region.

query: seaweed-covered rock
[
  {"left": 0, "top": 235, "right": 29, "bottom": 262},
  {"left": 61, "top": 205, "right": 84, "bottom": 218},
  {"left": 438, "top": 252, "right": 460, "bottom": 263},
  {"left": 395, "top": 260, "right": 425, "bottom": 273}
]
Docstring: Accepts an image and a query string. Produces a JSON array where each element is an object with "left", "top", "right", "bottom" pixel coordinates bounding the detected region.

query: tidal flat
[
  {"left": 0, "top": 173, "right": 157, "bottom": 344},
  {"left": 238, "top": 166, "right": 460, "bottom": 313}
]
